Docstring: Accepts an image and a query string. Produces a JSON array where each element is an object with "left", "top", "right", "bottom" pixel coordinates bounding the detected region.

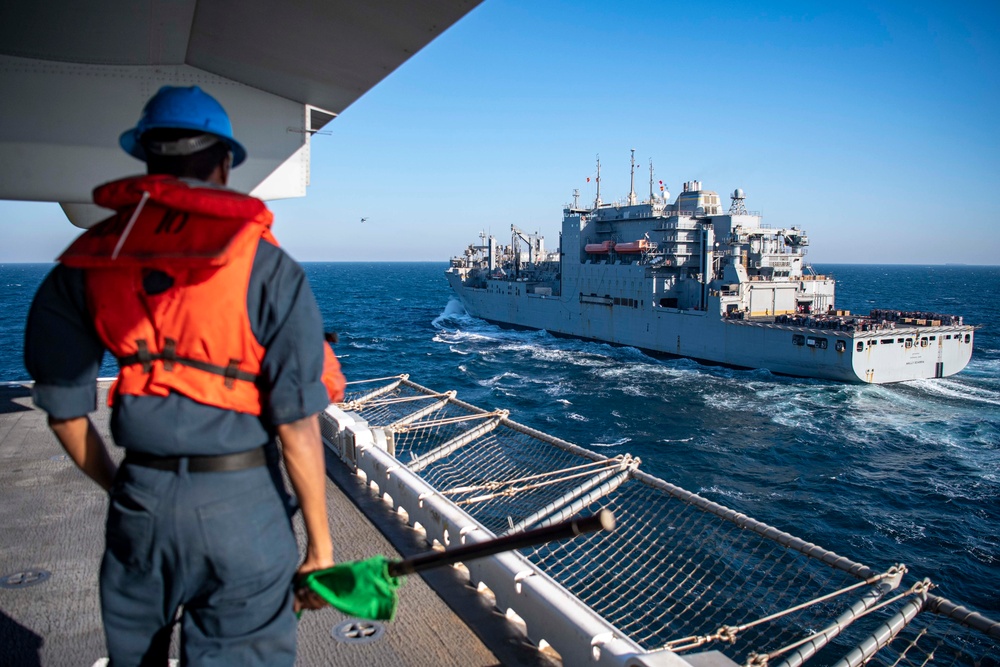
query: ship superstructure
[{"left": 447, "top": 154, "right": 974, "bottom": 383}]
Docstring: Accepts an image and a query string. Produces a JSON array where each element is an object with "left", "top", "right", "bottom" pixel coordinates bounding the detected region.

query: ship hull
[{"left": 447, "top": 273, "right": 975, "bottom": 384}]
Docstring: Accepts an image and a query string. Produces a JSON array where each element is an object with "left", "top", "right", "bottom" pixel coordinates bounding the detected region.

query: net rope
[
  {"left": 331, "top": 378, "right": 999, "bottom": 666},
  {"left": 440, "top": 456, "right": 634, "bottom": 505}
]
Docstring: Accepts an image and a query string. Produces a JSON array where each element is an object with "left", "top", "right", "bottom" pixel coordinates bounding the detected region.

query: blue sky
[{"left": 4, "top": 0, "right": 999, "bottom": 264}]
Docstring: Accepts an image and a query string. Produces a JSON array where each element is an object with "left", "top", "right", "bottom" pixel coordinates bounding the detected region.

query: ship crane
[
  {"left": 511, "top": 224, "right": 543, "bottom": 278},
  {"left": 781, "top": 227, "right": 808, "bottom": 247},
  {"left": 472, "top": 230, "right": 493, "bottom": 251}
]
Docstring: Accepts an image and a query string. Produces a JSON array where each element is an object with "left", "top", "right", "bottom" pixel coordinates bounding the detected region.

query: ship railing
[
  {"left": 321, "top": 376, "right": 999, "bottom": 667},
  {"left": 742, "top": 274, "right": 830, "bottom": 282}
]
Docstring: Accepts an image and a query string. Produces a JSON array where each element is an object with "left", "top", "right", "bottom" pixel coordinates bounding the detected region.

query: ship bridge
[{"left": 674, "top": 180, "right": 725, "bottom": 216}]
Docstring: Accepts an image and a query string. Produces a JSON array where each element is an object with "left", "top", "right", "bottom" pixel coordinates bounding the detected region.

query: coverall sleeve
[
  {"left": 24, "top": 265, "right": 106, "bottom": 419},
  {"left": 250, "top": 244, "right": 330, "bottom": 425}
]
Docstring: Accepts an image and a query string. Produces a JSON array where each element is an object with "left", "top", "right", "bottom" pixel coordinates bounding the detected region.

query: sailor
[{"left": 24, "top": 86, "right": 344, "bottom": 665}]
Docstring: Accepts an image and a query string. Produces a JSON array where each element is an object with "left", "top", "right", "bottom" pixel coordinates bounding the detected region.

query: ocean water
[{"left": 3, "top": 262, "right": 998, "bottom": 616}]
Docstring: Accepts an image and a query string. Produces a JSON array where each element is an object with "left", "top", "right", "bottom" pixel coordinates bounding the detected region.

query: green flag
[{"left": 301, "top": 555, "right": 403, "bottom": 621}]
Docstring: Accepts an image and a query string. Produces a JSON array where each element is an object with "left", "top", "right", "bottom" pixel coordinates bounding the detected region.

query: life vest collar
[
  {"left": 93, "top": 174, "right": 272, "bottom": 224},
  {"left": 59, "top": 175, "right": 274, "bottom": 269}
]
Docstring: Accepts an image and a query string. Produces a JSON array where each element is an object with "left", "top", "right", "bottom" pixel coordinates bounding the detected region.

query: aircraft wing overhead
[{"left": 0, "top": 0, "right": 483, "bottom": 226}]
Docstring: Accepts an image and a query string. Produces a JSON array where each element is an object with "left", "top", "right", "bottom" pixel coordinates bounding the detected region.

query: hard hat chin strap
[{"left": 145, "top": 133, "right": 221, "bottom": 157}]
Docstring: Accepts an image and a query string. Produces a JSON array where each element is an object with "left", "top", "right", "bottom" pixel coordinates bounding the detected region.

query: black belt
[{"left": 124, "top": 446, "right": 267, "bottom": 473}]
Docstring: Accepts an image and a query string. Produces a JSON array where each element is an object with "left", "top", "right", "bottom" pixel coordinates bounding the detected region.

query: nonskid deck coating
[{"left": 0, "top": 382, "right": 526, "bottom": 667}]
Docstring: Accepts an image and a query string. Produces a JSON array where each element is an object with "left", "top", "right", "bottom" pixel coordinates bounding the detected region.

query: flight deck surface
[{"left": 0, "top": 382, "right": 543, "bottom": 667}]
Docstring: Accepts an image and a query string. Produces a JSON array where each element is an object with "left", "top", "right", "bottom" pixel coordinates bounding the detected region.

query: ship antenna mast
[
  {"left": 648, "top": 159, "right": 654, "bottom": 201},
  {"left": 628, "top": 148, "right": 637, "bottom": 206},
  {"left": 594, "top": 154, "right": 602, "bottom": 209}
]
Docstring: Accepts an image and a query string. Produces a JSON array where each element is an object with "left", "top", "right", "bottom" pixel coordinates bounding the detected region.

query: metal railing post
[
  {"left": 773, "top": 570, "right": 904, "bottom": 667},
  {"left": 408, "top": 415, "right": 504, "bottom": 472},
  {"left": 831, "top": 595, "right": 925, "bottom": 667},
  {"left": 503, "top": 460, "right": 636, "bottom": 536},
  {"left": 387, "top": 392, "right": 455, "bottom": 430}
]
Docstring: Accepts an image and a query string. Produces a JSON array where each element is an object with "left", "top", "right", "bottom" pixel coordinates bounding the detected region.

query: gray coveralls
[{"left": 25, "top": 238, "right": 330, "bottom": 666}]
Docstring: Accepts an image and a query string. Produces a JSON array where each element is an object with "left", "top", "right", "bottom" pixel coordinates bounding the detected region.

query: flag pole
[{"left": 387, "top": 510, "right": 615, "bottom": 577}]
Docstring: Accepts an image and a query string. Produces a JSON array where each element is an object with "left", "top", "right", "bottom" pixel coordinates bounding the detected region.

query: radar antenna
[
  {"left": 729, "top": 188, "right": 748, "bottom": 215},
  {"left": 627, "top": 149, "right": 637, "bottom": 206}
]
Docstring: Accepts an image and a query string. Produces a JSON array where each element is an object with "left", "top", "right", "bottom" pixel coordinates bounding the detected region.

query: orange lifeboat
[
  {"left": 585, "top": 240, "right": 614, "bottom": 254},
  {"left": 614, "top": 239, "right": 652, "bottom": 254}
]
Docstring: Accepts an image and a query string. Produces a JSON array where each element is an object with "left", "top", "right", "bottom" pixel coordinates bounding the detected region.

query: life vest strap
[
  {"left": 224, "top": 359, "right": 241, "bottom": 389},
  {"left": 118, "top": 339, "right": 258, "bottom": 388},
  {"left": 162, "top": 338, "right": 177, "bottom": 371},
  {"left": 136, "top": 339, "right": 154, "bottom": 373}
]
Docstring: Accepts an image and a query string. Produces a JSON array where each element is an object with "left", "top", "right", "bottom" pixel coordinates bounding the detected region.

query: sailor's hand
[{"left": 294, "top": 556, "right": 335, "bottom": 613}]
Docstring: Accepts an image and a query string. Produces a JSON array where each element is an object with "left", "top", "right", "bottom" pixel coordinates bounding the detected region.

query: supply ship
[{"left": 447, "top": 153, "right": 975, "bottom": 383}]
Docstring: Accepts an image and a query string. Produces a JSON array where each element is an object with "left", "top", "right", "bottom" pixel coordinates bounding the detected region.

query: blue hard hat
[{"left": 120, "top": 86, "right": 247, "bottom": 167}]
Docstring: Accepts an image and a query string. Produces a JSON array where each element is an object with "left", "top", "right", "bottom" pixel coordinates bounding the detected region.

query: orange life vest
[
  {"left": 60, "top": 175, "right": 343, "bottom": 413},
  {"left": 322, "top": 342, "right": 346, "bottom": 403}
]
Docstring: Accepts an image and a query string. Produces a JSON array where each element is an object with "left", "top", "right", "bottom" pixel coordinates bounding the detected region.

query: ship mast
[
  {"left": 594, "top": 155, "right": 602, "bottom": 209},
  {"left": 628, "top": 149, "right": 637, "bottom": 206},
  {"left": 648, "top": 159, "right": 654, "bottom": 202}
]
